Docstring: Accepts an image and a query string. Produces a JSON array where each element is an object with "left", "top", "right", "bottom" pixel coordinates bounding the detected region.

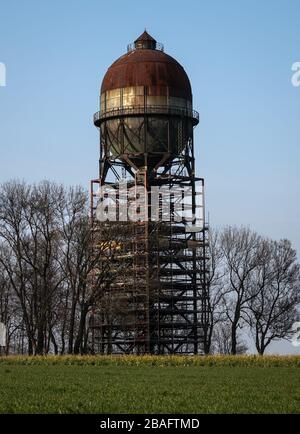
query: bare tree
[
  {"left": 56, "top": 188, "right": 122, "bottom": 354},
  {"left": 247, "top": 239, "right": 300, "bottom": 355},
  {"left": 55, "top": 186, "right": 89, "bottom": 354},
  {"left": 220, "top": 226, "right": 262, "bottom": 354},
  {"left": 0, "top": 180, "right": 122, "bottom": 355},
  {"left": 202, "top": 229, "right": 226, "bottom": 354},
  {"left": 0, "top": 180, "right": 64, "bottom": 354},
  {"left": 0, "top": 181, "right": 35, "bottom": 354},
  {"left": 0, "top": 256, "right": 23, "bottom": 354}
]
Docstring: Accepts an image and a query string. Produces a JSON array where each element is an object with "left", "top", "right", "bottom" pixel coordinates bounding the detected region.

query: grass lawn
[{"left": 0, "top": 356, "right": 299, "bottom": 413}]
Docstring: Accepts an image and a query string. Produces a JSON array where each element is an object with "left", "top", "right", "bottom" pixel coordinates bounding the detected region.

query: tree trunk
[
  {"left": 203, "top": 323, "right": 213, "bottom": 355},
  {"left": 50, "top": 330, "right": 58, "bottom": 355},
  {"left": 28, "top": 338, "right": 33, "bottom": 355},
  {"left": 74, "top": 304, "right": 88, "bottom": 354},
  {"left": 231, "top": 321, "right": 238, "bottom": 355},
  {"left": 68, "top": 296, "right": 77, "bottom": 354},
  {"left": 36, "top": 325, "right": 45, "bottom": 355}
]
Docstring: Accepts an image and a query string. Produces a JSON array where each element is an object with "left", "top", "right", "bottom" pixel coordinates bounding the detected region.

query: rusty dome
[{"left": 100, "top": 31, "right": 192, "bottom": 100}]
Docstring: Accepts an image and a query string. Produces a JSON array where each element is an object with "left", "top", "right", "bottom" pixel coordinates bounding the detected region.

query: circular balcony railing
[
  {"left": 94, "top": 105, "right": 200, "bottom": 126},
  {"left": 127, "top": 42, "right": 164, "bottom": 53}
]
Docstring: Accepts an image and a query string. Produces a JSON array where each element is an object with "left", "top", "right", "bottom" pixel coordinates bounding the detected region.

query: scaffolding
[{"left": 89, "top": 138, "right": 209, "bottom": 354}]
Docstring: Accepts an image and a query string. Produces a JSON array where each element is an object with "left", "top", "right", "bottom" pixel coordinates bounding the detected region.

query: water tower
[{"left": 90, "top": 31, "right": 209, "bottom": 354}]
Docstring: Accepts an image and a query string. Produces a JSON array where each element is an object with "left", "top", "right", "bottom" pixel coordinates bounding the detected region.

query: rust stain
[{"left": 101, "top": 48, "right": 192, "bottom": 100}]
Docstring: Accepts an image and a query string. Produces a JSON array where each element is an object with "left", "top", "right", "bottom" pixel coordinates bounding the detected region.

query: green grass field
[{"left": 0, "top": 356, "right": 299, "bottom": 413}]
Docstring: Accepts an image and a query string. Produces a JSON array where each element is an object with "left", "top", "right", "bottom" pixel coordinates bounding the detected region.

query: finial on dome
[{"left": 134, "top": 30, "right": 157, "bottom": 50}]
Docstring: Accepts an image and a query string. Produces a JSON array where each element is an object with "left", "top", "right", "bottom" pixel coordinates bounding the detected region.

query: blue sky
[{"left": 0, "top": 1, "right": 299, "bottom": 352}]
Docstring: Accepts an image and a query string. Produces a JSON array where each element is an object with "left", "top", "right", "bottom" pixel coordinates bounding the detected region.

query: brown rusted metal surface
[
  {"left": 134, "top": 30, "right": 156, "bottom": 44},
  {"left": 101, "top": 46, "right": 192, "bottom": 99}
]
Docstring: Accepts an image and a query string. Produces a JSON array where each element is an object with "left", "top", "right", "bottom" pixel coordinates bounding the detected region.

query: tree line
[
  {"left": 0, "top": 180, "right": 299, "bottom": 355},
  {"left": 0, "top": 180, "right": 116, "bottom": 355},
  {"left": 203, "top": 227, "right": 300, "bottom": 354}
]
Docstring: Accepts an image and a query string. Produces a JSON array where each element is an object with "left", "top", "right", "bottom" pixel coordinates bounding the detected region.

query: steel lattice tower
[{"left": 89, "top": 32, "right": 209, "bottom": 354}]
